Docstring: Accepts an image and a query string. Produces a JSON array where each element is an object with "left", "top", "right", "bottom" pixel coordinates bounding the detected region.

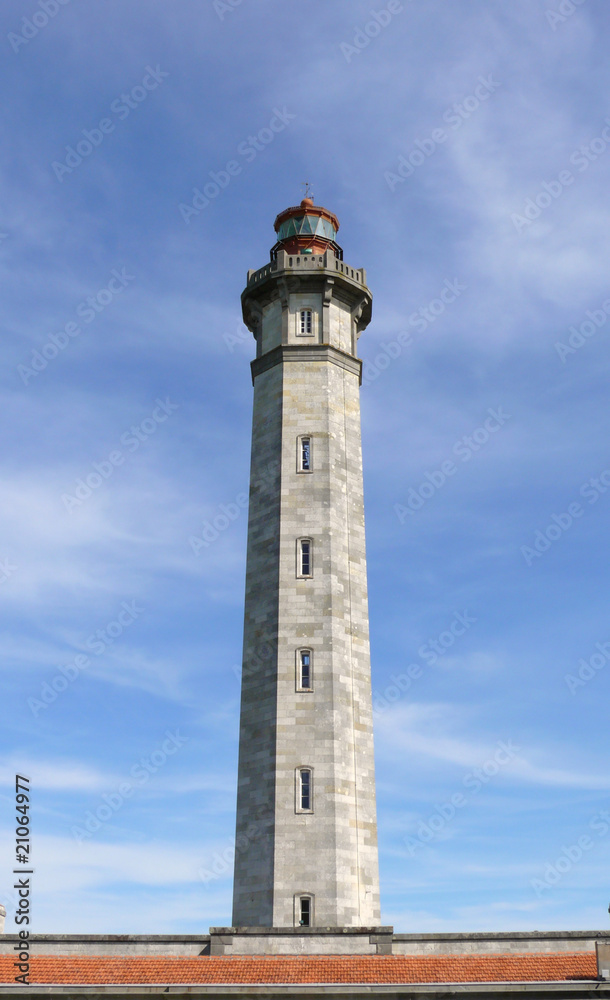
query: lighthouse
[{"left": 232, "top": 197, "right": 380, "bottom": 929}]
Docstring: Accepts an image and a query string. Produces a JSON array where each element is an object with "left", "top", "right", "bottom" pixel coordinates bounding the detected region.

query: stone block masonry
[{"left": 233, "top": 236, "right": 379, "bottom": 928}]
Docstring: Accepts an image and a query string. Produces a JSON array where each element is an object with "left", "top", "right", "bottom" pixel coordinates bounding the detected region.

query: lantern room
[{"left": 271, "top": 198, "right": 343, "bottom": 259}]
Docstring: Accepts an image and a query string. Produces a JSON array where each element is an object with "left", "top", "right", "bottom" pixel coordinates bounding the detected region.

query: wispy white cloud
[
  {"left": 0, "top": 759, "right": 109, "bottom": 792},
  {"left": 377, "top": 702, "right": 610, "bottom": 790}
]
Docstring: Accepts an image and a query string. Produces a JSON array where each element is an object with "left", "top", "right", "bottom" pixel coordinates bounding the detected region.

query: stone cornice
[{"left": 250, "top": 344, "right": 363, "bottom": 385}]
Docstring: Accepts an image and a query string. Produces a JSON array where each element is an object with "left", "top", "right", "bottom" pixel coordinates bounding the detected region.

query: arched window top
[
  {"left": 297, "top": 538, "right": 312, "bottom": 578},
  {"left": 296, "top": 767, "right": 313, "bottom": 812},
  {"left": 298, "top": 435, "right": 312, "bottom": 473},
  {"left": 297, "top": 648, "right": 313, "bottom": 691},
  {"left": 299, "top": 895, "right": 312, "bottom": 926},
  {"left": 294, "top": 893, "right": 314, "bottom": 927}
]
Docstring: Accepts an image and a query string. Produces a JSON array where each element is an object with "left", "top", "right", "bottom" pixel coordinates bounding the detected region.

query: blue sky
[{"left": 1, "top": 0, "right": 609, "bottom": 935}]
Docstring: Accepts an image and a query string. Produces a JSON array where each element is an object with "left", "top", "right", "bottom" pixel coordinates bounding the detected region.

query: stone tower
[{"left": 232, "top": 198, "right": 380, "bottom": 929}]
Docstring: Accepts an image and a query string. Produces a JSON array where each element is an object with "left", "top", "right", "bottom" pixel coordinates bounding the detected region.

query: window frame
[
  {"left": 297, "top": 434, "right": 313, "bottom": 474},
  {"left": 297, "top": 537, "right": 313, "bottom": 578},
  {"left": 296, "top": 648, "right": 313, "bottom": 692},
  {"left": 295, "top": 306, "right": 316, "bottom": 338},
  {"left": 296, "top": 767, "right": 313, "bottom": 813},
  {"left": 299, "top": 309, "right": 313, "bottom": 336},
  {"left": 294, "top": 893, "right": 314, "bottom": 927}
]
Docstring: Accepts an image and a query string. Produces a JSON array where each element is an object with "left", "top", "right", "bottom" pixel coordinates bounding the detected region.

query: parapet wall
[
  {"left": 0, "top": 929, "right": 608, "bottom": 958},
  {"left": 392, "top": 931, "right": 608, "bottom": 955},
  {"left": 0, "top": 935, "right": 209, "bottom": 957}
]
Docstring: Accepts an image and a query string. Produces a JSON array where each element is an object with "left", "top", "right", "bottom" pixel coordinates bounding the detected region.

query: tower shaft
[{"left": 232, "top": 217, "right": 379, "bottom": 929}]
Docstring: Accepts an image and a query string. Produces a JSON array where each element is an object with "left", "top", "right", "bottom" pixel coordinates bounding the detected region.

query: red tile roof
[{"left": 0, "top": 952, "right": 597, "bottom": 985}]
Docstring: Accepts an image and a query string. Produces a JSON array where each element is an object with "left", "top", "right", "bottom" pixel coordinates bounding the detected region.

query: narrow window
[
  {"left": 300, "top": 309, "right": 312, "bottom": 335},
  {"left": 294, "top": 893, "right": 314, "bottom": 927},
  {"left": 298, "top": 649, "right": 312, "bottom": 691},
  {"left": 298, "top": 538, "right": 312, "bottom": 577},
  {"left": 297, "top": 435, "right": 312, "bottom": 473},
  {"left": 299, "top": 768, "right": 312, "bottom": 810}
]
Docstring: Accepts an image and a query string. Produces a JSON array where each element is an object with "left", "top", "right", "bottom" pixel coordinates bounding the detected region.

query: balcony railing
[{"left": 247, "top": 253, "right": 366, "bottom": 288}]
